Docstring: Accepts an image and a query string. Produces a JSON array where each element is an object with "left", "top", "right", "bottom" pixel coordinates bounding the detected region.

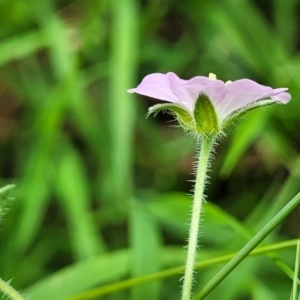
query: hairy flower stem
[
  {"left": 0, "top": 278, "right": 25, "bottom": 300},
  {"left": 182, "top": 135, "right": 214, "bottom": 300}
]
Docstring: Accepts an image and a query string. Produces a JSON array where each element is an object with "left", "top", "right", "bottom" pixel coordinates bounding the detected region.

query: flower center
[
  {"left": 209, "top": 73, "right": 232, "bottom": 85},
  {"left": 208, "top": 73, "right": 217, "bottom": 80}
]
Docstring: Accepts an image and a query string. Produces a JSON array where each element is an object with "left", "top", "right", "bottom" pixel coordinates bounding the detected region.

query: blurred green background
[{"left": 0, "top": 0, "right": 299, "bottom": 299}]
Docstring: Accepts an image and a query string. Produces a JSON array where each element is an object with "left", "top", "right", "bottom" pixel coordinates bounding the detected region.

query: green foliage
[{"left": 0, "top": 0, "right": 299, "bottom": 299}]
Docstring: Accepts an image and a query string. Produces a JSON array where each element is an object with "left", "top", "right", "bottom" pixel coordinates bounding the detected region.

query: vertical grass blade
[
  {"left": 10, "top": 146, "right": 52, "bottom": 255},
  {"left": 291, "top": 241, "right": 300, "bottom": 300},
  {"left": 274, "top": 0, "right": 299, "bottom": 52},
  {"left": 220, "top": 110, "right": 268, "bottom": 177},
  {"left": 56, "top": 146, "right": 106, "bottom": 259},
  {"left": 109, "top": 0, "right": 139, "bottom": 207},
  {"left": 130, "top": 201, "right": 161, "bottom": 300}
]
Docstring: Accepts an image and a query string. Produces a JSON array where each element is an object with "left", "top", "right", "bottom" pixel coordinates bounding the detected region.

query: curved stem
[
  {"left": 182, "top": 135, "right": 214, "bottom": 300},
  {"left": 0, "top": 278, "right": 25, "bottom": 300}
]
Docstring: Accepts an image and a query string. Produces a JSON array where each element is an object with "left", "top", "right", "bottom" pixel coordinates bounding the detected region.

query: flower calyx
[{"left": 148, "top": 93, "right": 219, "bottom": 136}]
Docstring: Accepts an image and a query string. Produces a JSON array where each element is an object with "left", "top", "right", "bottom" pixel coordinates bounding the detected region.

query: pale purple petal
[
  {"left": 270, "top": 89, "right": 291, "bottom": 104},
  {"left": 128, "top": 72, "right": 227, "bottom": 113},
  {"left": 165, "top": 72, "right": 197, "bottom": 110},
  {"left": 217, "top": 79, "right": 290, "bottom": 121},
  {"left": 127, "top": 73, "right": 180, "bottom": 104},
  {"left": 128, "top": 72, "right": 291, "bottom": 127},
  {"left": 165, "top": 73, "right": 227, "bottom": 111},
  {"left": 184, "top": 77, "right": 226, "bottom": 106}
]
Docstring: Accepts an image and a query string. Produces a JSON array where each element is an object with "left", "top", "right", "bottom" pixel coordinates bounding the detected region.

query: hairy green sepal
[
  {"left": 194, "top": 94, "right": 219, "bottom": 135},
  {"left": 148, "top": 103, "right": 194, "bottom": 131},
  {"left": 221, "top": 98, "right": 278, "bottom": 130}
]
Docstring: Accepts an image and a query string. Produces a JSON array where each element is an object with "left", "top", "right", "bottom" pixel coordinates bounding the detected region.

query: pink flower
[{"left": 128, "top": 72, "right": 291, "bottom": 135}]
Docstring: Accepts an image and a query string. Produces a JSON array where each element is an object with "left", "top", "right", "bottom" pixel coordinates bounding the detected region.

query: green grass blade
[
  {"left": 194, "top": 191, "right": 300, "bottom": 299},
  {"left": 63, "top": 239, "right": 299, "bottom": 300},
  {"left": 130, "top": 200, "right": 161, "bottom": 300},
  {"left": 10, "top": 146, "right": 52, "bottom": 255},
  {"left": 56, "top": 145, "right": 106, "bottom": 259},
  {"left": 0, "top": 31, "right": 47, "bottom": 67},
  {"left": 246, "top": 157, "right": 300, "bottom": 231},
  {"left": 108, "top": 0, "right": 139, "bottom": 207},
  {"left": 274, "top": 0, "right": 299, "bottom": 52},
  {"left": 220, "top": 110, "right": 269, "bottom": 177},
  {"left": 23, "top": 250, "right": 129, "bottom": 300},
  {"left": 209, "top": 0, "right": 286, "bottom": 74},
  {"left": 292, "top": 241, "right": 300, "bottom": 300}
]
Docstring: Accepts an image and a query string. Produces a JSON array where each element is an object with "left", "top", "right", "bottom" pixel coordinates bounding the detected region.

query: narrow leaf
[
  {"left": 23, "top": 250, "right": 129, "bottom": 300},
  {"left": 292, "top": 241, "right": 300, "bottom": 300}
]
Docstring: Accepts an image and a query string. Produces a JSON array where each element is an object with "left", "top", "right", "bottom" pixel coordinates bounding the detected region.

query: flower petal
[
  {"left": 128, "top": 72, "right": 227, "bottom": 113},
  {"left": 184, "top": 77, "right": 226, "bottom": 107},
  {"left": 217, "top": 79, "right": 289, "bottom": 121},
  {"left": 166, "top": 73, "right": 227, "bottom": 112},
  {"left": 270, "top": 89, "right": 291, "bottom": 104},
  {"left": 128, "top": 72, "right": 291, "bottom": 134},
  {"left": 127, "top": 73, "right": 180, "bottom": 104},
  {"left": 165, "top": 72, "right": 197, "bottom": 110}
]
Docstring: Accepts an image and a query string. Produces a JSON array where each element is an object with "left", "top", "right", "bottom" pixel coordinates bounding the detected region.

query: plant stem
[
  {"left": 0, "top": 278, "right": 25, "bottom": 300},
  {"left": 182, "top": 135, "right": 214, "bottom": 300}
]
